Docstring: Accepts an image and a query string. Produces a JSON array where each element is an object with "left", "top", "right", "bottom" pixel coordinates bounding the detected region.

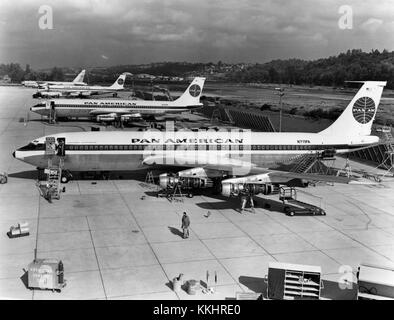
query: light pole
[{"left": 275, "top": 87, "right": 285, "bottom": 132}]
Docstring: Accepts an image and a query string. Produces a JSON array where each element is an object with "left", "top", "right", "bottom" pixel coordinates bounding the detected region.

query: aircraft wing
[
  {"left": 90, "top": 109, "right": 141, "bottom": 116},
  {"left": 142, "top": 153, "right": 377, "bottom": 185},
  {"left": 142, "top": 153, "right": 258, "bottom": 173},
  {"left": 222, "top": 170, "right": 358, "bottom": 185}
]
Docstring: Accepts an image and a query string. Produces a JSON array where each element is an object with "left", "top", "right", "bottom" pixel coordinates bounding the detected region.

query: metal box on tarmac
[{"left": 28, "top": 259, "right": 66, "bottom": 292}]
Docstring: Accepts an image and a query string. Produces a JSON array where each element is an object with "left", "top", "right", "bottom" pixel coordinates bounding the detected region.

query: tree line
[
  {"left": 0, "top": 63, "right": 65, "bottom": 82},
  {"left": 227, "top": 49, "right": 394, "bottom": 89},
  {"left": 2, "top": 49, "right": 394, "bottom": 88}
]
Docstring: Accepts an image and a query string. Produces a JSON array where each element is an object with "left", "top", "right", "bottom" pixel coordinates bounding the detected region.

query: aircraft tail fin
[
  {"left": 174, "top": 77, "right": 206, "bottom": 105},
  {"left": 319, "top": 81, "right": 386, "bottom": 137},
  {"left": 73, "top": 70, "right": 86, "bottom": 83},
  {"left": 109, "top": 73, "right": 127, "bottom": 90}
]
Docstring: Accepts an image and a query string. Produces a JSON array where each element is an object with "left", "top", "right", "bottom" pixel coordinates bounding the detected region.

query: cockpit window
[
  {"left": 17, "top": 143, "right": 45, "bottom": 151},
  {"left": 31, "top": 103, "right": 45, "bottom": 109}
]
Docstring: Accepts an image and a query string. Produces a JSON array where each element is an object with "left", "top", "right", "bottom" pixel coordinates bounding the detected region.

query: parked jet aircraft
[
  {"left": 34, "top": 73, "right": 129, "bottom": 98},
  {"left": 30, "top": 77, "right": 205, "bottom": 122},
  {"left": 22, "top": 70, "right": 86, "bottom": 88},
  {"left": 14, "top": 81, "right": 385, "bottom": 197}
]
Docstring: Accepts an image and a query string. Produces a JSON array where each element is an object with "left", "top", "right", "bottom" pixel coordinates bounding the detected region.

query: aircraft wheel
[
  {"left": 187, "top": 193, "right": 193, "bottom": 198},
  {"left": 61, "top": 171, "right": 73, "bottom": 183},
  {"left": 288, "top": 211, "right": 295, "bottom": 217}
]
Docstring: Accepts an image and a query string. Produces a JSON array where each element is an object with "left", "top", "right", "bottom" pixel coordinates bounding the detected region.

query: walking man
[
  {"left": 240, "top": 194, "right": 255, "bottom": 213},
  {"left": 181, "top": 212, "right": 190, "bottom": 239}
]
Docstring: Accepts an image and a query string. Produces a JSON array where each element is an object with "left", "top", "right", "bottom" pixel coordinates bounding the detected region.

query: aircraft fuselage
[{"left": 13, "top": 131, "right": 379, "bottom": 173}]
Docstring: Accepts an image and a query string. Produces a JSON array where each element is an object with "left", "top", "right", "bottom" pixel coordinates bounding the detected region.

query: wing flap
[{"left": 89, "top": 109, "right": 137, "bottom": 116}]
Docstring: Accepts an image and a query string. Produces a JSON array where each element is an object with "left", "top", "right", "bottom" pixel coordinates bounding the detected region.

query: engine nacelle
[
  {"left": 33, "top": 91, "right": 61, "bottom": 99},
  {"left": 96, "top": 113, "right": 117, "bottom": 122},
  {"left": 159, "top": 173, "right": 213, "bottom": 190},
  {"left": 121, "top": 113, "right": 141, "bottom": 121},
  {"left": 221, "top": 183, "right": 279, "bottom": 198}
]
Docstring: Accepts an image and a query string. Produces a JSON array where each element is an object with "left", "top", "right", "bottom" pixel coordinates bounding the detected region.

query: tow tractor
[{"left": 279, "top": 187, "right": 326, "bottom": 216}]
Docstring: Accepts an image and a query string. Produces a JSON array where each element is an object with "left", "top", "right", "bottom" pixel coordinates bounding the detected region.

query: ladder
[
  {"left": 143, "top": 170, "right": 159, "bottom": 190},
  {"left": 210, "top": 108, "right": 221, "bottom": 123},
  {"left": 336, "top": 158, "right": 352, "bottom": 178},
  {"left": 169, "top": 183, "right": 184, "bottom": 202},
  {"left": 48, "top": 105, "right": 56, "bottom": 124},
  {"left": 223, "top": 108, "right": 235, "bottom": 124},
  {"left": 145, "top": 170, "right": 155, "bottom": 184}
]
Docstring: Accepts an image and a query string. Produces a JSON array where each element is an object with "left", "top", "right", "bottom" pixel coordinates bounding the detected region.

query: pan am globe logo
[
  {"left": 189, "top": 84, "right": 201, "bottom": 97},
  {"left": 117, "top": 78, "right": 124, "bottom": 85},
  {"left": 352, "top": 97, "right": 376, "bottom": 124}
]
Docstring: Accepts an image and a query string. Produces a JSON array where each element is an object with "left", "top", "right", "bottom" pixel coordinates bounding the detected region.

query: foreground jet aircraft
[
  {"left": 30, "top": 77, "right": 205, "bottom": 122},
  {"left": 15, "top": 81, "right": 385, "bottom": 198}
]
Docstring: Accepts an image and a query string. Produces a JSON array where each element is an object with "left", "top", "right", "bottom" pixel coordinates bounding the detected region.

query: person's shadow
[{"left": 168, "top": 226, "right": 184, "bottom": 238}]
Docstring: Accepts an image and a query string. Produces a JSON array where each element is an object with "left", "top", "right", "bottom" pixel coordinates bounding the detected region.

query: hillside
[
  {"left": 227, "top": 49, "right": 394, "bottom": 89},
  {"left": 1, "top": 49, "right": 394, "bottom": 89}
]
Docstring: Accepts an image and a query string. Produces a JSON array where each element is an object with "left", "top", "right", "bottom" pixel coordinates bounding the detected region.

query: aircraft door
[
  {"left": 45, "top": 137, "right": 56, "bottom": 156},
  {"left": 56, "top": 138, "right": 66, "bottom": 156}
]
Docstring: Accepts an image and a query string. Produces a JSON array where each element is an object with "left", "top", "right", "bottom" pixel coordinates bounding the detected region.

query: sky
[{"left": 0, "top": 0, "right": 394, "bottom": 69}]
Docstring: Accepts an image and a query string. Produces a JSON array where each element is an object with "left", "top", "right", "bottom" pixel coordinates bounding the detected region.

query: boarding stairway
[
  {"left": 290, "top": 154, "right": 336, "bottom": 175},
  {"left": 375, "top": 126, "right": 394, "bottom": 176},
  {"left": 381, "top": 127, "right": 394, "bottom": 169},
  {"left": 44, "top": 157, "right": 64, "bottom": 200}
]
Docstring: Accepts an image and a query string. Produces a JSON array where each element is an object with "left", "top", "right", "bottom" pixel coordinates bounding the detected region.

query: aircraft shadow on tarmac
[
  {"left": 9, "top": 169, "right": 150, "bottom": 181},
  {"left": 9, "top": 170, "right": 38, "bottom": 180},
  {"left": 196, "top": 195, "right": 328, "bottom": 217},
  {"left": 195, "top": 197, "right": 292, "bottom": 216}
]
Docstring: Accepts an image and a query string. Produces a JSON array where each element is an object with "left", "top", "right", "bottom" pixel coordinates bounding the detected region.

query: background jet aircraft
[
  {"left": 30, "top": 77, "right": 205, "bottom": 122},
  {"left": 36, "top": 72, "right": 131, "bottom": 98},
  {"left": 22, "top": 69, "right": 86, "bottom": 88}
]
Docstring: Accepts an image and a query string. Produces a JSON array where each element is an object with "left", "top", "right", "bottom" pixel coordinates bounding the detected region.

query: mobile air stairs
[
  {"left": 37, "top": 137, "right": 67, "bottom": 202},
  {"left": 377, "top": 126, "right": 394, "bottom": 177},
  {"left": 290, "top": 152, "right": 336, "bottom": 176},
  {"left": 37, "top": 157, "right": 64, "bottom": 202},
  {"left": 45, "top": 157, "right": 64, "bottom": 200}
]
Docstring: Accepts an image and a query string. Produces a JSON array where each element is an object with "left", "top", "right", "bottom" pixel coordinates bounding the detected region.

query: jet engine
[
  {"left": 121, "top": 113, "right": 141, "bottom": 121},
  {"left": 33, "top": 91, "right": 61, "bottom": 99},
  {"left": 221, "top": 182, "right": 279, "bottom": 198},
  {"left": 96, "top": 113, "right": 117, "bottom": 122},
  {"left": 159, "top": 173, "right": 213, "bottom": 190}
]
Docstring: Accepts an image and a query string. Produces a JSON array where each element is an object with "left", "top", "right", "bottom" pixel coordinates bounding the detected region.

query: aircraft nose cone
[{"left": 12, "top": 151, "right": 15, "bottom": 158}]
